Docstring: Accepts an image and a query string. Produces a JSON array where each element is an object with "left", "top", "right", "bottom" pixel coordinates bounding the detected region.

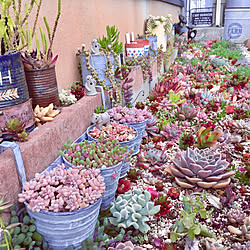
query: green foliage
[
  {"left": 169, "top": 91, "right": 186, "bottom": 105},
  {"left": 209, "top": 41, "right": 243, "bottom": 60},
  {"left": 232, "top": 66, "right": 250, "bottom": 78},
  {"left": 97, "top": 25, "right": 123, "bottom": 54},
  {"left": 190, "top": 57, "right": 203, "bottom": 67},
  {"left": 231, "top": 164, "right": 250, "bottom": 186},
  {"left": 170, "top": 194, "right": 215, "bottom": 243},
  {"left": 94, "top": 105, "right": 108, "bottom": 114},
  {"left": 82, "top": 217, "right": 126, "bottom": 249}
]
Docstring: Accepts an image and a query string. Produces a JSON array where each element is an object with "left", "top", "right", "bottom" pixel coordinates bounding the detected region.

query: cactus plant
[
  {"left": 2, "top": 119, "right": 29, "bottom": 142},
  {"left": 108, "top": 188, "right": 160, "bottom": 234},
  {"left": 18, "top": 164, "right": 106, "bottom": 212},
  {"left": 195, "top": 127, "right": 223, "bottom": 149},
  {"left": 171, "top": 148, "right": 235, "bottom": 189},
  {"left": 177, "top": 102, "right": 200, "bottom": 121},
  {"left": 59, "top": 89, "right": 77, "bottom": 106}
]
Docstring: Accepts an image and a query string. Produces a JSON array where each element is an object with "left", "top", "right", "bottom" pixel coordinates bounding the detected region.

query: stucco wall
[{"left": 32, "top": 0, "right": 181, "bottom": 89}]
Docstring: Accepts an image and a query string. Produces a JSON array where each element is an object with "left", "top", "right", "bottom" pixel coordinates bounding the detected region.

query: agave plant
[
  {"left": 195, "top": 127, "right": 223, "bottom": 149},
  {"left": 171, "top": 148, "right": 235, "bottom": 189}
]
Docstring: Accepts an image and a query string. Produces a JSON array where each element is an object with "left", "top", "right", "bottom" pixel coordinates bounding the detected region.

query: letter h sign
[{"left": 0, "top": 70, "right": 12, "bottom": 85}]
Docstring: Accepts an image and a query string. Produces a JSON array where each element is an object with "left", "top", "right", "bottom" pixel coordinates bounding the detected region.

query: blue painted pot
[
  {"left": 0, "top": 52, "right": 29, "bottom": 108},
  {"left": 80, "top": 53, "right": 118, "bottom": 88}
]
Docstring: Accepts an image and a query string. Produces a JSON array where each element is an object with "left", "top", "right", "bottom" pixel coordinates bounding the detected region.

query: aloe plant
[
  {"left": 97, "top": 25, "right": 123, "bottom": 54},
  {"left": 0, "top": 0, "right": 42, "bottom": 55},
  {"left": 195, "top": 126, "right": 223, "bottom": 149}
]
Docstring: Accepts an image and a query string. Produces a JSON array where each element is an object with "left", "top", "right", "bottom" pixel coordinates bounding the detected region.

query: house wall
[{"left": 32, "top": 0, "right": 181, "bottom": 89}]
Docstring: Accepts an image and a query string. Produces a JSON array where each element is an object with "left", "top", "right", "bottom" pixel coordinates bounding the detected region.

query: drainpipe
[{"left": 215, "top": 0, "right": 221, "bottom": 26}]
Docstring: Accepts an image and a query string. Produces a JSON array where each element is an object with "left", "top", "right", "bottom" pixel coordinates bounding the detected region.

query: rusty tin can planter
[
  {"left": 0, "top": 52, "right": 30, "bottom": 108},
  {"left": 24, "top": 65, "right": 60, "bottom": 108},
  {"left": 0, "top": 98, "right": 36, "bottom": 132}
]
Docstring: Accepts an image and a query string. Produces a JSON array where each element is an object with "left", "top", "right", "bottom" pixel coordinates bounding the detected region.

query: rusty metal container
[
  {"left": 0, "top": 52, "right": 30, "bottom": 108},
  {"left": 0, "top": 98, "right": 35, "bottom": 131},
  {"left": 25, "top": 65, "right": 60, "bottom": 108}
]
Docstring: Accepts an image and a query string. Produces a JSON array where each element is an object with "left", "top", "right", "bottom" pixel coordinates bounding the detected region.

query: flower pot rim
[{"left": 24, "top": 64, "right": 56, "bottom": 72}]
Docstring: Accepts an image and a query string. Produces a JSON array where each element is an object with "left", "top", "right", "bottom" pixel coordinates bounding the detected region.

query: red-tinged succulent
[
  {"left": 155, "top": 181, "right": 164, "bottom": 191},
  {"left": 234, "top": 144, "right": 244, "bottom": 152},
  {"left": 220, "top": 185, "right": 237, "bottom": 207},
  {"left": 117, "top": 179, "right": 131, "bottom": 194},
  {"left": 168, "top": 187, "right": 180, "bottom": 199},
  {"left": 147, "top": 187, "right": 158, "bottom": 200},
  {"left": 201, "top": 121, "right": 216, "bottom": 129},
  {"left": 71, "top": 81, "right": 85, "bottom": 100},
  {"left": 195, "top": 126, "right": 223, "bottom": 149},
  {"left": 179, "top": 132, "right": 195, "bottom": 150},
  {"left": 206, "top": 100, "right": 220, "bottom": 113},
  {"left": 127, "top": 169, "right": 139, "bottom": 181},
  {"left": 225, "top": 105, "right": 235, "bottom": 114},
  {"left": 155, "top": 194, "right": 172, "bottom": 217}
]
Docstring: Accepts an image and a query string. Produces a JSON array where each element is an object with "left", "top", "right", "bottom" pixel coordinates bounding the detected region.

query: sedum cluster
[
  {"left": 18, "top": 164, "right": 105, "bottom": 213},
  {"left": 108, "top": 106, "right": 152, "bottom": 123},
  {"left": 59, "top": 89, "right": 77, "bottom": 106},
  {"left": 89, "top": 121, "right": 136, "bottom": 142},
  {"left": 60, "top": 139, "right": 132, "bottom": 167}
]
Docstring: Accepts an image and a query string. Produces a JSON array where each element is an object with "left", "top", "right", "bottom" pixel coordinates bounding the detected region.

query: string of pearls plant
[{"left": 77, "top": 45, "right": 122, "bottom": 106}]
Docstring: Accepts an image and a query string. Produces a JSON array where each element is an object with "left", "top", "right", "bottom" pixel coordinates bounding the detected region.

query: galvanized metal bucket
[
  {"left": 26, "top": 196, "right": 102, "bottom": 250},
  {"left": 124, "top": 119, "right": 148, "bottom": 155},
  {"left": 99, "top": 161, "right": 122, "bottom": 209},
  {"left": 25, "top": 65, "right": 60, "bottom": 108},
  {"left": 63, "top": 154, "right": 122, "bottom": 210},
  {"left": 0, "top": 52, "right": 29, "bottom": 108},
  {"left": 1, "top": 141, "right": 103, "bottom": 250},
  {"left": 119, "top": 161, "right": 130, "bottom": 179}
]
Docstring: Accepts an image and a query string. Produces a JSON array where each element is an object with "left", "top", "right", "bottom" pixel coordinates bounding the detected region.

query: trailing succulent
[
  {"left": 171, "top": 148, "right": 235, "bottom": 189},
  {"left": 108, "top": 188, "right": 160, "bottom": 234}
]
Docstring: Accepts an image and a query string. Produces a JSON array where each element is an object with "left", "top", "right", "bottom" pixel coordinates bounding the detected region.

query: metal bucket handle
[{"left": 0, "top": 141, "right": 27, "bottom": 187}]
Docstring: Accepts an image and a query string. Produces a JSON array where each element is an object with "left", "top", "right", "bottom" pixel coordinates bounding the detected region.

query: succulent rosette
[{"left": 171, "top": 148, "right": 235, "bottom": 188}]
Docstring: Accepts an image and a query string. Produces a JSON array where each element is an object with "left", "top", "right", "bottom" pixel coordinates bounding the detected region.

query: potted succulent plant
[
  {"left": 79, "top": 25, "right": 122, "bottom": 90},
  {"left": 18, "top": 164, "right": 105, "bottom": 249},
  {"left": 21, "top": 0, "right": 61, "bottom": 108},
  {"left": 87, "top": 121, "right": 138, "bottom": 152},
  {"left": 59, "top": 139, "right": 133, "bottom": 209},
  {"left": 0, "top": 0, "right": 42, "bottom": 131}
]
